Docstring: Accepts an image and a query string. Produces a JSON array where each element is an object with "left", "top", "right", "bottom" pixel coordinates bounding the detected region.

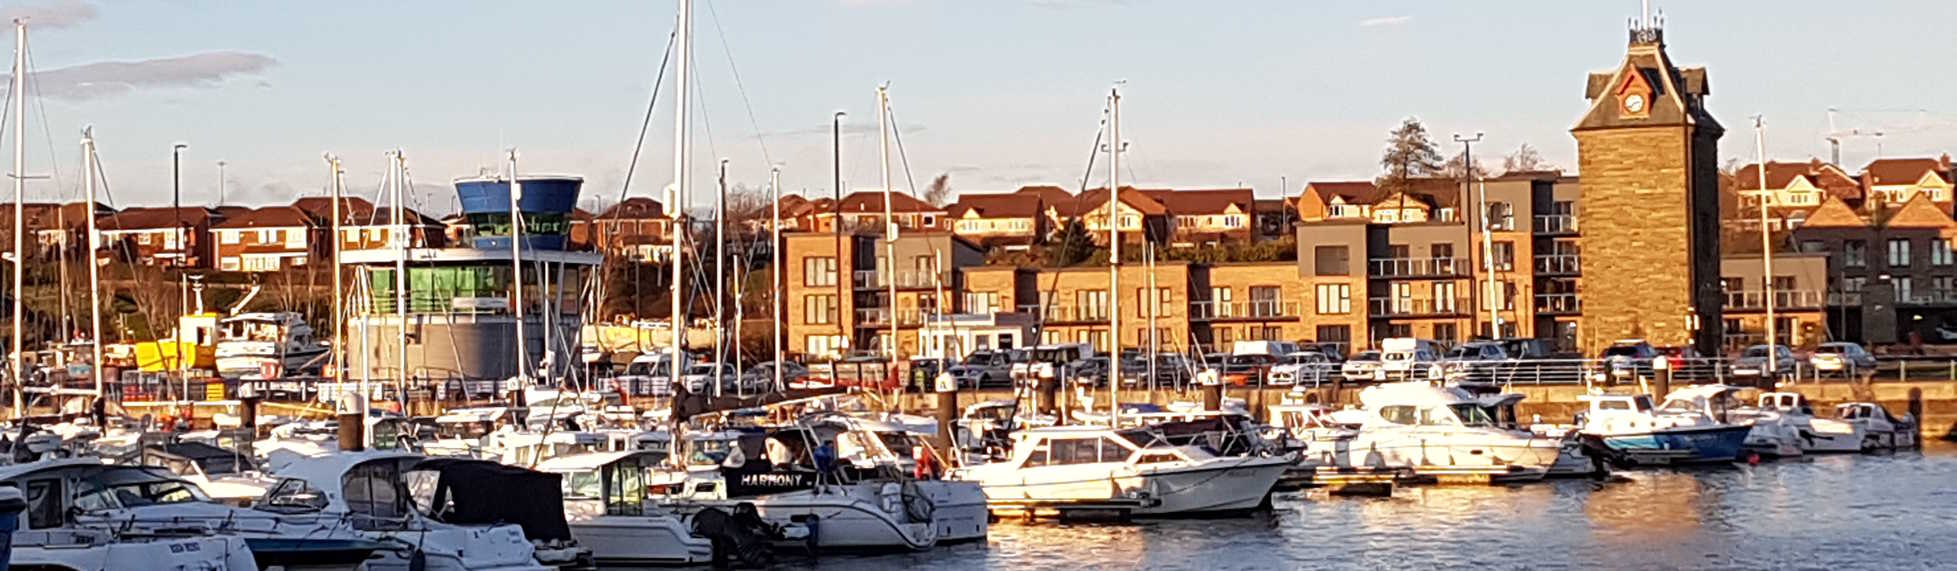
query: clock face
[{"left": 1624, "top": 94, "right": 1646, "bottom": 113}]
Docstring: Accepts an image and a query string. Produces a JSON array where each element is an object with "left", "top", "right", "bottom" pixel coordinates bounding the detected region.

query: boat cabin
[
  {"left": 1003, "top": 426, "right": 1206, "bottom": 474},
  {"left": 140, "top": 441, "right": 258, "bottom": 482},
  {"left": 1758, "top": 392, "right": 1815, "bottom": 415},
  {"left": 539, "top": 450, "right": 671, "bottom": 518},
  {"left": 0, "top": 460, "right": 211, "bottom": 531}
]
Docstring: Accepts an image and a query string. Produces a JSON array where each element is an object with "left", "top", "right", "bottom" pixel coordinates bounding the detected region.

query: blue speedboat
[{"left": 1577, "top": 385, "right": 1756, "bottom": 467}]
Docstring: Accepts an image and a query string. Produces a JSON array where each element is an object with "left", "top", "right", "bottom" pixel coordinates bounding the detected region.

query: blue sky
[{"left": 6, "top": 0, "right": 1957, "bottom": 216}]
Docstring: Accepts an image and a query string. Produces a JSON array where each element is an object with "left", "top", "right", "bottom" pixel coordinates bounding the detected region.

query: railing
[
  {"left": 1535, "top": 293, "right": 1581, "bottom": 314},
  {"left": 1723, "top": 290, "right": 1825, "bottom": 310},
  {"left": 1829, "top": 292, "right": 1863, "bottom": 306},
  {"left": 1366, "top": 297, "right": 1471, "bottom": 317},
  {"left": 1367, "top": 257, "right": 1469, "bottom": 278},
  {"left": 852, "top": 270, "right": 942, "bottom": 289},
  {"left": 1015, "top": 303, "right": 1107, "bottom": 323},
  {"left": 1899, "top": 289, "right": 1957, "bottom": 306},
  {"left": 1533, "top": 254, "right": 1581, "bottom": 275},
  {"left": 853, "top": 308, "right": 927, "bottom": 326},
  {"left": 1189, "top": 300, "right": 1301, "bottom": 320},
  {"left": 1533, "top": 214, "right": 1578, "bottom": 234}
]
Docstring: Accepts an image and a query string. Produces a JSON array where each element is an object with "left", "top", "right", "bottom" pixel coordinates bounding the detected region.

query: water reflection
[{"left": 773, "top": 443, "right": 1957, "bottom": 570}]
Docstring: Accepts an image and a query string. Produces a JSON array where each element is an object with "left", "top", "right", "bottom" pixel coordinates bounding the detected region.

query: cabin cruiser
[
  {"left": 137, "top": 439, "right": 277, "bottom": 505},
  {"left": 1721, "top": 390, "right": 1810, "bottom": 458},
  {"left": 949, "top": 424, "right": 1292, "bottom": 517},
  {"left": 1306, "top": 382, "right": 1560, "bottom": 482},
  {"left": 0, "top": 459, "right": 384, "bottom": 571},
  {"left": 1471, "top": 393, "right": 1603, "bottom": 477},
  {"left": 1577, "top": 385, "right": 1753, "bottom": 466},
  {"left": 214, "top": 312, "right": 329, "bottom": 378},
  {"left": 952, "top": 400, "right": 1055, "bottom": 460},
  {"left": 1835, "top": 402, "right": 1919, "bottom": 451},
  {"left": 537, "top": 450, "right": 715, "bottom": 566},
  {"left": 799, "top": 415, "right": 988, "bottom": 543},
  {"left": 422, "top": 406, "right": 519, "bottom": 457},
  {"left": 1741, "top": 392, "right": 1864, "bottom": 453}
]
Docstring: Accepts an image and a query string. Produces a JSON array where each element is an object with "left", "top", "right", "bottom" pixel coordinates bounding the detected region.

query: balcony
[
  {"left": 1723, "top": 290, "right": 1825, "bottom": 310},
  {"left": 1015, "top": 304, "right": 1108, "bottom": 323},
  {"left": 1367, "top": 257, "right": 1469, "bottom": 279},
  {"left": 1367, "top": 297, "right": 1471, "bottom": 317},
  {"left": 1828, "top": 291, "right": 1863, "bottom": 307},
  {"left": 852, "top": 270, "right": 943, "bottom": 290},
  {"left": 1189, "top": 300, "right": 1301, "bottom": 321},
  {"left": 854, "top": 307, "right": 927, "bottom": 327},
  {"left": 1533, "top": 214, "right": 1578, "bottom": 235},
  {"left": 1533, "top": 254, "right": 1581, "bottom": 275},
  {"left": 1535, "top": 293, "right": 1581, "bottom": 315},
  {"left": 1899, "top": 289, "right": 1957, "bottom": 306}
]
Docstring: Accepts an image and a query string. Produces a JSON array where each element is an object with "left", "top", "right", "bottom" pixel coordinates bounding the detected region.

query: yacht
[
  {"left": 798, "top": 415, "right": 989, "bottom": 543},
  {"left": 1472, "top": 392, "right": 1604, "bottom": 477},
  {"left": 536, "top": 450, "right": 715, "bottom": 566},
  {"left": 949, "top": 424, "right": 1292, "bottom": 518},
  {"left": 1577, "top": 385, "right": 1753, "bottom": 466},
  {"left": 1835, "top": 402, "right": 1919, "bottom": 451},
  {"left": 7, "top": 527, "right": 261, "bottom": 571},
  {"left": 1308, "top": 382, "right": 1560, "bottom": 483},
  {"left": 214, "top": 312, "right": 329, "bottom": 378}
]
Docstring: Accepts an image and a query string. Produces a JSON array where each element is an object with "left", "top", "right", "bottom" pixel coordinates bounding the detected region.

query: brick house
[
  {"left": 212, "top": 206, "right": 318, "bottom": 272},
  {"left": 1141, "top": 188, "right": 1255, "bottom": 246},
  {"left": 573, "top": 197, "right": 674, "bottom": 262},
  {"left": 97, "top": 206, "right": 223, "bottom": 268},
  {"left": 291, "top": 196, "right": 442, "bottom": 252}
]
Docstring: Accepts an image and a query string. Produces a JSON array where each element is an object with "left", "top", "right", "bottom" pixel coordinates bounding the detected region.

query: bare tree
[
  {"left": 1442, "top": 151, "right": 1488, "bottom": 179},
  {"left": 1500, "top": 143, "right": 1557, "bottom": 174}
]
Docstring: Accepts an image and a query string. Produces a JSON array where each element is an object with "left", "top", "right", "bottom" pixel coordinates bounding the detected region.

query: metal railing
[
  {"left": 1189, "top": 300, "right": 1301, "bottom": 320},
  {"left": 1366, "top": 297, "right": 1471, "bottom": 317},
  {"left": 1015, "top": 303, "right": 1107, "bottom": 323},
  {"left": 1367, "top": 257, "right": 1469, "bottom": 278},
  {"left": 852, "top": 270, "right": 942, "bottom": 289},
  {"left": 853, "top": 307, "right": 927, "bottom": 326},
  {"left": 1829, "top": 292, "right": 1863, "bottom": 306},
  {"left": 1534, "top": 293, "right": 1581, "bottom": 314},
  {"left": 1533, "top": 253, "right": 1581, "bottom": 275},
  {"left": 1899, "top": 289, "right": 1957, "bottom": 306},
  {"left": 1532, "top": 214, "right": 1578, "bottom": 234},
  {"left": 1723, "top": 290, "right": 1825, "bottom": 310}
]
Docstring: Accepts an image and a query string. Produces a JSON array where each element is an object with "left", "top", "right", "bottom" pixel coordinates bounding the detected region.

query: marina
[{"left": 0, "top": 1, "right": 1954, "bottom": 569}]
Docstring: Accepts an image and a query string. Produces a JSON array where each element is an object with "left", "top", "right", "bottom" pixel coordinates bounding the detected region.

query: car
[
  {"left": 741, "top": 360, "right": 808, "bottom": 390},
  {"left": 681, "top": 362, "right": 740, "bottom": 394},
  {"left": 1214, "top": 353, "right": 1279, "bottom": 386},
  {"left": 1268, "top": 351, "right": 1338, "bottom": 386},
  {"left": 1440, "top": 341, "right": 1512, "bottom": 386},
  {"left": 1731, "top": 344, "right": 1798, "bottom": 385},
  {"left": 1808, "top": 342, "right": 1877, "bottom": 376},
  {"left": 957, "top": 350, "right": 1020, "bottom": 387},
  {"left": 1595, "top": 339, "right": 1659, "bottom": 383},
  {"left": 1377, "top": 338, "right": 1444, "bottom": 381},
  {"left": 1340, "top": 351, "right": 1383, "bottom": 382}
]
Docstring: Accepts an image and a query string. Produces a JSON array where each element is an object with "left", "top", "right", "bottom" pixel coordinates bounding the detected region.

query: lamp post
[
  {"left": 1453, "top": 132, "right": 1493, "bottom": 338},
  {"left": 171, "top": 143, "right": 188, "bottom": 388}
]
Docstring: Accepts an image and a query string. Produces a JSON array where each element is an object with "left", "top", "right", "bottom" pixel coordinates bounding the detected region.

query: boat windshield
[
  {"left": 874, "top": 432, "right": 915, "bottom": 458},
  {"left": 1448, "top": 404, "right": 1496, "bottom": 427},
  {"left": 1657, "top": 398, "right": 1703, "bottom": 415},
  {"left": 436, "top": 421, "right": 494, "bottom": 439},
  {"left": 71, "top": 467, "right": 211, "bottom": 512},
  {"left": 564, "top": 470, "right": 601, "bottom": 500}
]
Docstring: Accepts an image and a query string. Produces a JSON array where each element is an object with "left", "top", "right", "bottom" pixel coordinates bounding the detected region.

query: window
[
  {"left": 1433, "top": 323, "right": 1458, "bottom": 343},
  {"left": 1216, "top": 327, "right": 1236, "bottom": 345},
  {"left": 1490, "top": 241, "right": 1515, "bottom": 272},
  {"left": 804, "top": 335, "right": 845, "bottom": 358},
  {"left": 1314, "top": 246, "right": 1350, "bottom": 276},
  {"left": 1315, "top": 325, "right": 1351, "bottom": 353},
  {"left": 220, "top": 257, "right": 241, "bottom": 271},
  {"left": 1432, "top": 282, "right": 1457, "bottom": 313},
  {"left": 1211, "top": 287, "right": 1234, "bottom": 318},
  {"left": 1487, "top": 202, "right": 1514, "bottom": 231},
  {"left": 1391, "top": 282, "right": 1413, "bottom": 313},
  {"left": 1315, "top": 284, "right": 1350, "bottom": 314},
  {"left": 965, "top": 291, "right": 999, "bottom": 314},
  {"left": 1379, "top": 405, "right": 1417, "bottom": 425},
  {"left": 1249, "top": 286, "right": 1283, "bottom": 317},
  {"left": 1078, "top": 290, "right": 1109, "bottom": 320},
  {"left": 1895, "top": 277, "right": 1914, "bottom": 302},
  {"left": 1383, "top": 323, "right": 1413, "bottom": 339},
  {"left": 1888, "top": 239, "right": 1912, "bottom": 268},
  {"left": 1430, "top": 243, "right": 1455, "bottom": 272},
  {"left": 1136, "top": 287, "right": 1173, "bottom": 317},
  {"left": 803, "top": 257, "right": 837, "bottom": 287},
  {"left": 1844, "top": 240, "right": 1867, "bottom": 268},
  {"left": 220, "top": 231, "right": 240, "bottom": 244},
  {"left": 1800, "top": 240, "right": 1824, "bottom": 253},
  {"left": 804, "top": 295, "right": 838, "bottom": 325},
  {"left": 1842, "top": 276, "right": 1866, "bottom": 293},
  {"left": 1934, "top": 240, "right": 1954, "bottom": 267}
]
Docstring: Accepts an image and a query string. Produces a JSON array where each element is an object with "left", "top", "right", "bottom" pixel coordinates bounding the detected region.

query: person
[
  {"left": 812, "top": 440, "right": 837, "bottom": 476},
  {"left": 912, "top": 444, "right": 940, "bottom": 480}
]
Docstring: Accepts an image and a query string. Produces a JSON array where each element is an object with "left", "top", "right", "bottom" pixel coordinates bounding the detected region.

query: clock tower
[{"left": 1571, "top": 15, "right": 1724, "bottom": 355}]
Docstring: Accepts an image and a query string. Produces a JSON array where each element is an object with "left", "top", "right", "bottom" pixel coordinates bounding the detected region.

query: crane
[{"left": 1826, "top": 107, "right": 1885, "bottom": 166}]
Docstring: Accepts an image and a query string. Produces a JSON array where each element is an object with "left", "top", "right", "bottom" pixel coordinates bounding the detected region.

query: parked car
[
  {"left": 1213, "top": 353, "right": 1280, "bottom": 386},
  {"left": 956, "top": 350, "right": 1020, "bottom": 387},
  {"left": 1594, "top": 339, "right": 1658, "bottom": 383},
  {"left": 681, "top": 362, "right": 739, "bottom": 394},
  {"left": 1440, "top": 341, "right": 1512, "bottom": 386},
  {"left": 1340, "top": 351, "right": 1383, "bottom": 382},
  {"left": 741, "top": 360, "right": 807, "bottom": 390},
  {"left": 1807, "top": 342, "right": 1877, "bottom": 376},
  {"left": 1731, "top": 344, "right": 1798, "bottom": 385},
  {"left": 1377, "top": 338, "right": 1444, "bottom": 381},
  {"left": 1268, "top": 351, "right": 1338, "bottom": 386},
  {"left": 1493, "top": 338, "right": 1555, "bottom": 360}
]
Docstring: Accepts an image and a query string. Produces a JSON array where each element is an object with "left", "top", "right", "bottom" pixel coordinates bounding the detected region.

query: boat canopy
[{"left": 413, "top": 457, "right": 573, "bottom": 542}]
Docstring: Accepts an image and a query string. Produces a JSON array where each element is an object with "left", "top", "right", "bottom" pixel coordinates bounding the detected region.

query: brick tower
[{"left": 1571, "top": 16, "right": 1724, "bottom": 356}]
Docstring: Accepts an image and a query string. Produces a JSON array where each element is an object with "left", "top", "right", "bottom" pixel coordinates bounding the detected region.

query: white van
[
  {"left": 1376, "top": 338, "right": 1443, "bottom": 380},
  {"left": 1231, "top": 340, "right": 1301, "bottom": 357}
]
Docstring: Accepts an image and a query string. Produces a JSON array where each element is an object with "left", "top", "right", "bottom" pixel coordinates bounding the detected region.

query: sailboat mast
[
  {"left": 770, "top": 166, "right": 783, "bottom": 391},
  {"left": 877, "top": 85, "right": 896, "bottom": 369},
  {"left": 327, "top": 155, "right": 344, "bottom": 385},
  {"left": 507, "top": 150, "right": 528, "bottom": 383},
  {"left": 1107, "top": 86, "right": 1122, "bottom": 427},
  {"left": 83, "top": 128, "right": 103, "bottom": 399},
  {"left": 10, "top": 20, "right": 25, "bottom": 418},
  {"left": 1755, "top": 116, "right": 1777, "bottom": 371},
  {"left": 390, "top": 151, "right": 408, "bottom": 410},
  {"left": 669, "top": 0, "right": 692, "bottom": 392},
  {"left": 713, "top": 158, "right": 726, "bottom": 398}
]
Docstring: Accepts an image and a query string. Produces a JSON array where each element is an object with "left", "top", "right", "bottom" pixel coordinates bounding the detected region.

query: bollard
[
  {"left": 1653, "top": 355, "right": 1671, "bottom": 399},
  {"left": 337, "top": 412, "right": 366, "bottom": 452},
  {"left": 933, "top": 372, "right": 958, "bottom": 450},
  {"left": 1199, "top": 370, "right": 1223, "bottom": 412}
]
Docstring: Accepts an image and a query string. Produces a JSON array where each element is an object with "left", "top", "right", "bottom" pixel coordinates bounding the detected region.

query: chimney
[{"left": 1940, "top": 153, "right": 1952, "bottom": 172}]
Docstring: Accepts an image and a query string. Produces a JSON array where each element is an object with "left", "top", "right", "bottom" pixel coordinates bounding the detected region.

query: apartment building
[
  {"left": 1790, "top": 194, "right": 1957, "bottom": 345},
  {"left": 782, "top": 230, "right": 984, "bottom": 360},
  {"left": 211, "top": 206, "right": 318, "bottom": 272},
  {"left": 1719, "top": 253, "right": 1829, "bottom": 349}
]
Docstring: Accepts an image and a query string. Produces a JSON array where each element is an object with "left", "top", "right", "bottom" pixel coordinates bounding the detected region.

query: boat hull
[
  {"left": 568, "top": 516, "right": 714, "bottom": 566},
  {"left": 1586, "top": 424, "right": 1752, "bottom": 466}
]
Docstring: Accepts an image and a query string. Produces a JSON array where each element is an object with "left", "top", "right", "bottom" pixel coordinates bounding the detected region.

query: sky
[{"left": 5, "top": 0, "right": 1957, "bottom": 217}]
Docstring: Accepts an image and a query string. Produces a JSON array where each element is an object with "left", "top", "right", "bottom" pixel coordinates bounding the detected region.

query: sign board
[{"left": 934, "top": 372, "right": 957, "bottom": 393}]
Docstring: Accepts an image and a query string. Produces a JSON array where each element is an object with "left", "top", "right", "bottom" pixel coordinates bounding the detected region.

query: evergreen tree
[{"left": 1377, "top": 117, "right": 1444, "bottom": 196}]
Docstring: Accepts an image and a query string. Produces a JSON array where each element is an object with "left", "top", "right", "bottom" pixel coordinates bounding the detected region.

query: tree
[
  {"left": 1500, "top": 143, "right": 1556, "bottom": 174},
  {"left": 1041, "top": 219, "right": 1095, "bottom": 267},
  {"left": 1441, "top": 150, "right": 1488, "bottom": 179},
  {"left": 1377, "top": 117, "right": 1444, "bottom": 196},
  {"left": 921, "top": 173, "right": 952, "bottom": 207}
]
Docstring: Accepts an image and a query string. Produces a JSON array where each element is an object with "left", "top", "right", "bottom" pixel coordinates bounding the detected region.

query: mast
[
  {"left": 83, "top": 128, "right": 102, "bottom": 399},
  {"left": 1755, "top": 116, "right": 1777, "bottom": 372},
  {"left": 389, "top": 151, "right": 408, "bottom": 409},
  {"left": 327, "top": 155, "right": 345, "bottom": 385},
  {"left": 1479, "top": 179, "right": 1498, "bottom": 336},
  {"left": 877, "top": 85, "right": 897, "bottom": 369},
  {"left": 1145, "top": 241, "right": 1156, "bottom": 401},
  {"left": 1107, "top": 85, "right": 1122, "bottom": 426},
  {"left": 669, "top": 0, "right": 692, "bottom": 393},
  {"left": 713, "top": 158, "right": 727, "bottom": 398},
  {"left": 507, "top": 150, "right": 528, "bottom": 384},
  {"left": 10, "top": 19, "right": 24, "bottom": 418},
  {"left": 770, "top": 166, "right": 783, "bottom": 391}
]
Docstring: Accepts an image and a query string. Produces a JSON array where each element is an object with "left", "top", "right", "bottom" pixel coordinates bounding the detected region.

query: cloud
[
  {"left": 0, "top": 0, "right": 98, "bottom": 31},
  {"left": 1358, "top": 15, "right": 1412, "bottom": 28},
  {"left": 10, "top": 51, "right": 277, "bottom": 101}
]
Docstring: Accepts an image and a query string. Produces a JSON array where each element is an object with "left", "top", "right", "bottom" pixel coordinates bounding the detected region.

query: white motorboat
[
  {"left": 537, "top": 450, "right": 715, "bottom": 566},
  {"left": 799, "top": 415, "right": 989, "bottom": 543},
  {"left": 137, "top": 439, "right": 278, "bottom": 506},
  {"left": 215, "top": 312, "right": 329, "bottom": 378},
  {"left": 1306, "top": 382, "right": 1560, "bottom": 483},
  {"left": 1744, "top": 392, "right": 1864, "bottom": 453},
  {"left": 1835, "top": 402, "right": 1919, "bottom": 451},
  {"left": 1472, "top": 393, "right": 1604, "bottom": 478},
  {"left": 1577, "top": 386, "right": 1753, "bottom": 466},
  {"left": 421, "top": 406, "right": 518, "bottom": 457},
  {"left": 8, "top": 528, "right": 261, "bottom": 570},
  {"left": 949, "top": 424, "right": 1292, "bottom": 517}
]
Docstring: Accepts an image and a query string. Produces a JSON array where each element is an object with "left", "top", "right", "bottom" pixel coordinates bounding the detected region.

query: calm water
[{"left": 780, "top": 442, "right": 1957, "bottom": 570}]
